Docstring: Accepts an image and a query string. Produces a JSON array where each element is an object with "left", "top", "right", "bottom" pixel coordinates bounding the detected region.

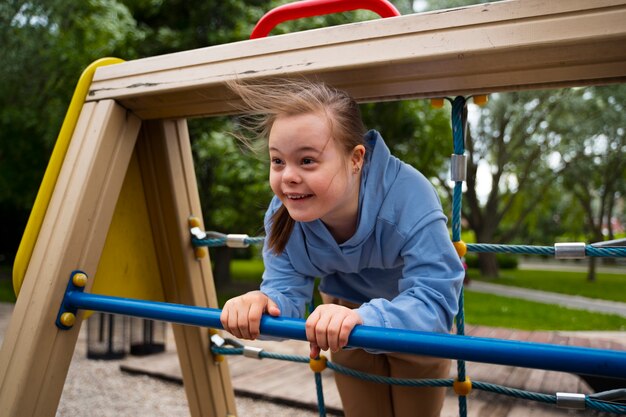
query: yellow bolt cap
[
  {"left": 473, "top": 95, "right": 488, "bottom": 106},
  {"left": 195, "top": 247, "right": 207, "bottom": 259},
  {"left": 60, "top": 312, "right": 76, "bottom": 327},
  {"left": 72, "top": 272, "right": 88, "bottom": 287},
  {"left": 430, "top": 98, "right": 445, "bottom": 109},
  {"left": 453, "top": 240, "right": 467, "bottom": 258},
  {"left": 453, "top": 377, "right": 472, "bottom": 396},
  {"left": 188, "top": 217, "right": 202, "bottom": 228},
  {"left": 309, "top": 355, "right": 328, "bottom": 373}
]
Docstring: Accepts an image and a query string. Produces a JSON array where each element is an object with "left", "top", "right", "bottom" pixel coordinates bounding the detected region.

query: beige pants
[{"left": 321, "top": 293, "right": 451, "bottom": 417}]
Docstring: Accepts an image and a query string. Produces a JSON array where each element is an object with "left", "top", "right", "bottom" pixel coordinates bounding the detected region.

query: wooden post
[
  {"left": 136, "top": 119, "right": 236, "bottom": 416},
  {"left": 0, "top": 100, "right": 141, "bottom": 416}
]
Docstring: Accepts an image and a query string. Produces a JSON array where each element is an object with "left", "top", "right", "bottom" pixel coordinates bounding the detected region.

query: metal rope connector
[
  {"left": 450, "top": 154, "right": 467, "bottom": 182},
  {"left": 243, "top": 345, "right": 264, "bottom": 359},
  {"left": 556, "top": 392, "right": 586, "bottom": 409},
  {"left": 226, "top": 234, "right": 250, "bottom": 248},
  {"left": 210, "top": 333, "right": 225, "bottom": 347},
  {"left": 190, "top": 226, "right": 207, "bottom": 240},
  {"left": 554, "top": 242, "right": 586, "bottom": 259}
]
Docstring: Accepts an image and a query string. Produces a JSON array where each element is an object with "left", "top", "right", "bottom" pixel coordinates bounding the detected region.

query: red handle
[{"left": 250, "top": 0, "right": 401, "bottom": 39}]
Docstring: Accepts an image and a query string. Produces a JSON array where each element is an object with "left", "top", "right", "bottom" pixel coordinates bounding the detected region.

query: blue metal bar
[{"left": 63, "top": 290, "right": 626, "bottom": 379}]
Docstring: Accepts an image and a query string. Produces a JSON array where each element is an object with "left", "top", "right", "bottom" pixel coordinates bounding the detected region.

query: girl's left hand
[{"left": 305, "top": 304, "right": 363, "bottom": 359}]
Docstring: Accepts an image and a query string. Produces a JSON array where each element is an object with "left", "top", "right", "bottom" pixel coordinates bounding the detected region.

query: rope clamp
[
  {"left": 243, "top": 346, "right": 264, "bottom": 359},
  {"left": 556, "top": 392, "right": 586, "bottom": 409},
  {"left": 450, "top": 154, "right": 467, "bottom": 182},
  {"left": 554, "top": 242, "right": 586, "bottom": 259},
  {"left": 210, "top": 333, "right": 226, "bottom": 347},
  {"left": 190, "top": 227, "right": 207, "bottom": 240},
  {"left": 227, "top": 234, "right": 250, "bottom": 248}
]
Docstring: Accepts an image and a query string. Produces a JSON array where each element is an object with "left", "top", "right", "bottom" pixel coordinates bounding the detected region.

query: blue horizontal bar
[{"left": 65, "top": 291, "right": 626, "bottom": 379}]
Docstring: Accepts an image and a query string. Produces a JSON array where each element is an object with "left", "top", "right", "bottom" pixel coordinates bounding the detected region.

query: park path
[{"left": 467, "top": 281, "right": 626, "bottom": 318}]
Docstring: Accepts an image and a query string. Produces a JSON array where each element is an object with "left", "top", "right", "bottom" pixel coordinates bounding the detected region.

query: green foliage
[
  {"left": 192, "top": 120, "right": 272, "bottom": 235},
  {"left": 464, "top": 291, "right": 625, "bottom": 331},
  {"left": 465, "top": 253, "right": 518, "bottom": 270},
  {"left": 0, "top": 0, "right": 141, "bottom": 260},
  {"left": 360, "top": 101, "right": 452, "bottom": 182}
]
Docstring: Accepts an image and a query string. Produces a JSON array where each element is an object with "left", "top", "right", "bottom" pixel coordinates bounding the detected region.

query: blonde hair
[{"left": 227, "top": 78, "right": 366, "bottom": 254}]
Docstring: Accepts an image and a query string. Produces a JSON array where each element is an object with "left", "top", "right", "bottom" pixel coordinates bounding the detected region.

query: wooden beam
[
  {"left": 0, "top": 101, "right": 141, "bottom": 417},
  {"left": 88, "top": 0, "right": 626, "bottom": 120},
  {"left": 136, "top": 119, "right": 237, "bottom": 417}
]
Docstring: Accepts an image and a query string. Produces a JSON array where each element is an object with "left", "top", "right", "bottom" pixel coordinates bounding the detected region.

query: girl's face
[{"left": 268, "top": 112, "right": 364, "bottom": 240}]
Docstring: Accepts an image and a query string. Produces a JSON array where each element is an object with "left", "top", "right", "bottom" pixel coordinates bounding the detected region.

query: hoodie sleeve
[
  {"left": 356, "top": 211, "right": 464, "bottom": 333},
  {"left": 259, "top": 197, "right": 315, "bottom": 319}
]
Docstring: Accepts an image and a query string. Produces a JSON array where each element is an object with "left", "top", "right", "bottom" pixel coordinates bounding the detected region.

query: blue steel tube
[{"left": 65, "top": 291, "right": 626, "bottom": 379}]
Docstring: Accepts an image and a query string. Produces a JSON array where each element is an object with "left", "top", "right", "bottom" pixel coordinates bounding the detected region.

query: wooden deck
[{"left": 121, "top": 324, "right": 626, "bottom": 416}]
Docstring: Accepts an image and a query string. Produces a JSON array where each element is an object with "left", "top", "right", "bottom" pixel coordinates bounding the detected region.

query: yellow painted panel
[{"left": 92, "top": 150, "right": 165, "bottom": 301}]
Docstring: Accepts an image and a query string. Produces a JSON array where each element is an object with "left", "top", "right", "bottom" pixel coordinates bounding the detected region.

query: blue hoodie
[{"left": 260, "top": 130, "right": 464, "bottom": 334}]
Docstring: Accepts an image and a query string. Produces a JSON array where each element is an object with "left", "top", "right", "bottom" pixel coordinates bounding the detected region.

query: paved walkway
[{"left": 467, "top": 281, "right": 626, "bottom": 318}]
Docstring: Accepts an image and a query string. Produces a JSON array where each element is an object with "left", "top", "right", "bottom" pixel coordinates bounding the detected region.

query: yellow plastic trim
[
  {"left": 309, "top": 355, "right": 328, "bottom": 373},
  {"left": 473, "top": 95, "right": 489, "bottom": 106},
  {"left": 453, "top": 240, "right": 467, "bottom": 258},
  {"left": 59, "top": 312, "right": 76, "bottom": 328},
  {"left": 453, "top": 377, "right": 472, "bottom": 396},
  {"left": 430, "top": 98, "right": 445, "bottom": 109},
  {"left": 13, "top": 57, "right": 124, "bottom": 296}
]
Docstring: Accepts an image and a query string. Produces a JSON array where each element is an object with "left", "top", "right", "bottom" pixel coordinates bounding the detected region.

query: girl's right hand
[{"left": 220, "top": 290, "right": 281, "bottom": 340}]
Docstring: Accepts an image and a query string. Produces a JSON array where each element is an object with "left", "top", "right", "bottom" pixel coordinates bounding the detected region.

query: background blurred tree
[
  {"left": 549, "top": 85, "right": 626, "bottom": 281},
  {"left": 0, "top": 0, "right": 140, "bottom": 262},
  {"left": 461, "top": 91, "right": 572, "bottom": 277}
]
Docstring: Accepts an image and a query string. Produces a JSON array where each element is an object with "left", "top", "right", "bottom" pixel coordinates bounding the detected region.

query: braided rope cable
[
  {"left": 210, "top": 346, "right": 626, "bottom": 414},
  {"left": 314, "top": 371, "right": 326, "bottom": 417},
  {"left": 191, "top": 236, "right": 266, "bottom": 247},
  {"left": 451, "top": 95, "right": 469, "bottom": 417},
  {"left": 190, "top": 235, "right": 626, "bottom": 258},
  {"left": 467, "top": 243, "right": 626, "bottom": 257}
]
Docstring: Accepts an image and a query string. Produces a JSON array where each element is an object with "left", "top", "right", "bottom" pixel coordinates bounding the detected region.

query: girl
[{"left": 220, "top": 78, "right": 464, "bottom": 417}]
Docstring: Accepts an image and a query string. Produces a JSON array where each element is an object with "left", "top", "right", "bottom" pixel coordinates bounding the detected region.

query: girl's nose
[{"left": 282, "top": 165, "right": 301, "bottom": 184}]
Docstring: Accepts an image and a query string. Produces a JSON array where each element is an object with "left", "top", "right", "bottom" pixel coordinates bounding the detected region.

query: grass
[
  {"left": 463, "top": 290, "right": 625, "bottom": 331},
  {"left": 469, "top": 268, "right": 626, "bottom": 303}
]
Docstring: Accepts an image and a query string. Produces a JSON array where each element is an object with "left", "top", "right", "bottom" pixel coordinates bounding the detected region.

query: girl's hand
[
  {"left": 306, "top": 304, "right": 363, "bottom": 359},
  {"left": 220, "top": 290, "right": 280, "bottom": 340}
]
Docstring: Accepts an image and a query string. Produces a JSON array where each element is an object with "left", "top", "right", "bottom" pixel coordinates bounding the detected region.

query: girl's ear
[{"left": 351, "top": 145, "right": 366, "bottom": 174}]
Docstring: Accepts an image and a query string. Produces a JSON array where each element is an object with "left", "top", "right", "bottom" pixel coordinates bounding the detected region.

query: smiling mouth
[{"left": 285, "top": 193, "right": 313, "bottom": 200}]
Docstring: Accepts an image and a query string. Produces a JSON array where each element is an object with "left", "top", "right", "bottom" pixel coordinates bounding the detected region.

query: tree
[
  {"left": 0, "top": 0, "right": 140, "bottom": 262},
  {"left": 460, "top": 91, "right": 572, "bottom": 277},
  {"left": 550, "top": 86, "right": 626, "bottom": 281}
]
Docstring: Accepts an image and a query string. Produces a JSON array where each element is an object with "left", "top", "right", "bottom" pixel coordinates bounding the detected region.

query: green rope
[
  {"left": 211, "top": 345, "right": 626, "bottom": 414},
  {"left": 467, "top": 243, "right": 626, "bottom": 257},
  {"left": 191, "top": 235, "right": 626, "bottom": 258}
]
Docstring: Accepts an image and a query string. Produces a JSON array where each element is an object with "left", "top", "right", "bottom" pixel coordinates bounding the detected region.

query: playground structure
[{"left": 1, "top": 1, "right": 626, "bottom": 416}]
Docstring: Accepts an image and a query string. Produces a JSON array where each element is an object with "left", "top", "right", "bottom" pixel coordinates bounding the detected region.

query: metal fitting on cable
[
  {"left": 190, "top": 226, "right": 207, "bottom": 240},
  {"left": 554, "top": 242, "right": 586, "bottom": 259},
  {"left": 226, "top": 234, "right": 250, "bottom": 248},
  {"left": 210, "top": 333, "right": 225, "bottom": 347},
  {"left": 556, "top": 392, "right": 586, "bottom": 409},
  {"left": 243, "top": 345, "right": 264, "bottom": 359},
  {"left": 450, "top": 154, "right": 467, "bottom": 182}
]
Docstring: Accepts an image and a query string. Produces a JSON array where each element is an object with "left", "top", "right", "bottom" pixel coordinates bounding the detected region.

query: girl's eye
[
  {"left": 302, "top": 158, "right": 314, "bottom": 165},
  {"left": 271, "top": 157, "right": 283, "bottom": 165}
]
